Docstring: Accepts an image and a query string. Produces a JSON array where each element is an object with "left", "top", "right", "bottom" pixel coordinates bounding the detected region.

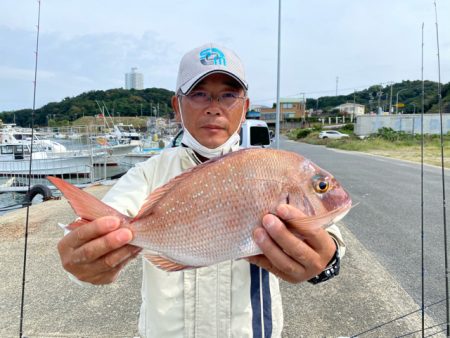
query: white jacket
[{"left": 102, "top": 146, "right": 345, "bottom": 338}]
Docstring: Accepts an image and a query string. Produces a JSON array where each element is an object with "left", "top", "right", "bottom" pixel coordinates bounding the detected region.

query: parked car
[{"left": 318, "top": 130, "right": 349, "bottom": 139}]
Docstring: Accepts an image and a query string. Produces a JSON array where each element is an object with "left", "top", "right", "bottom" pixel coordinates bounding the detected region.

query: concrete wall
[{"left": 355, "top": 113, "right": 450, "bottom": 136}]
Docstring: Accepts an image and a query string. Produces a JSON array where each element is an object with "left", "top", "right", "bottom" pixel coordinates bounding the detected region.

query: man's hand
[
  {"left": 247, "top": 204, "right": 336, "bottom": 284},
  {"left": 57, "top": 216, "right": 141, "bottom": 285}
]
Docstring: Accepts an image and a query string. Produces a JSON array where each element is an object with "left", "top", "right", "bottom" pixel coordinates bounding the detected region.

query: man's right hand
[{"left": 57, "top": 216, "right": 141, "bottom": 285}]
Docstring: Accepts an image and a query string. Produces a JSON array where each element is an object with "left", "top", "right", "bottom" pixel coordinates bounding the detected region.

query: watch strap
[{"left": 307, "top": 242, "right": 340, "bottom": 285}]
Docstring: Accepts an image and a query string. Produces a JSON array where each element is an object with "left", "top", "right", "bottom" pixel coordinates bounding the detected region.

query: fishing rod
[
  {"left": 274, "top": 0, "right": 281, "bottom": 150},
  {"left": 421, "top": 21, "right": 425, "bottom": 338},
  {"left": 433, "top": 1, "right": 449, "bottom": 336},
  {"left": 19, "top": 0, "right": 41, "bottom": 337}
]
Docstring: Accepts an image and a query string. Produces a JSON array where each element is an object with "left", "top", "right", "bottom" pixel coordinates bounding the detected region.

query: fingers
[
  {"left": 57, "top": 216, "right": 139, "bottom": 285},
  {"left": 86, "top": 248, "right": 141, "bottom": 285},
  {"left": 274, "top": 204, "right": 335, "bottom": 253},
  {"left": 71, "top": 228, "right": 133, "bottom": 264},
  {"left": 254, "top": 225, "right": 317, "bottom": 281},
  {"left": 64, "top": 216, "right": 121, "bottom": 248},
  {"left": 261, "top": 213, "right": 319, "bottom": 268},
  {"left": 250, "top": 204, "right": 338, "bottom": 283}
]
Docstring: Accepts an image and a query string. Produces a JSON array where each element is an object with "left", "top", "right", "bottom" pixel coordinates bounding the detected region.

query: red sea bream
[{"left": 48, "top": 148, "right": 351, "bottom": 271}]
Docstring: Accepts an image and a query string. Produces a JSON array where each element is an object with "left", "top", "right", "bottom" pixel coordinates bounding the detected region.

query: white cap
[{"left": 176, "top": 43, "right": 248, "bottom": 94}]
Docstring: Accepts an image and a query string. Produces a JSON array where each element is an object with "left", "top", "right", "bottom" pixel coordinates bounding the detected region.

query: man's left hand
[{"left": 247, "top": 204, "right": 337, "bottom": 284}]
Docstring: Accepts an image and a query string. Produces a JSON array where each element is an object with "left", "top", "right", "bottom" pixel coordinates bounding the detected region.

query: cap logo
[{"left": 199, "top": 48, "right": 227, "bottom": 66}]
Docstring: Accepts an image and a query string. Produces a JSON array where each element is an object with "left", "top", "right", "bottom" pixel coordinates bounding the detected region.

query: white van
[{"left": 239, "top": 119, "right": 271, "bottom": 148}]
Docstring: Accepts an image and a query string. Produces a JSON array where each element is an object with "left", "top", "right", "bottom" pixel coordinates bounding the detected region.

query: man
[{"left": 57, "top": 43, "right": 345, "bottom": 337}]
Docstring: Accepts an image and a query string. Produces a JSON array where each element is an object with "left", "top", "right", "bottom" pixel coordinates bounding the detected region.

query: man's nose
[{"left": 205, "top": 96, "right": 221, "bottom": 115}]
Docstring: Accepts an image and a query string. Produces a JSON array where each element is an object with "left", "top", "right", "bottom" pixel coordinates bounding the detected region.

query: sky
[{"left": 0, "top": 0, "right": 449, "bottom": 112}]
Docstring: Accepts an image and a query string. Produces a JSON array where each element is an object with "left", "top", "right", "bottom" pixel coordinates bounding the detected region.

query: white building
[
  {"left": 335, "top": 103, "right": 365, "bottom": 116},
  {"left": 125, "top": 67, "right": 144, "bottom": 90}
]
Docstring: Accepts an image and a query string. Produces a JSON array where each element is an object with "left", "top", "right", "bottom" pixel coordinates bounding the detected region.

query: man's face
[{"left": 172, "top": 73, "right": 250, "bottom": 149}]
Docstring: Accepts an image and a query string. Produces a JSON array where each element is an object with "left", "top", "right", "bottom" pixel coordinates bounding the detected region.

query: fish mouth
[
  {"left": 295, "top": 199, "right": 352, "bottom": 228},
  {"left": 330, "top": 206, "right": 351, "bottom": 224},
  {"left": 328, "top": 199, "right": 353, "bottom": 226}
]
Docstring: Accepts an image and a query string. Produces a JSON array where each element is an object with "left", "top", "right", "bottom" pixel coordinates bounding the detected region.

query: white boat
[
  {"left": 0, "top": 124, "right": 102, "bottom": 177},
  {"left": 113, "top": 123, "right": 142, "bottom": 146},
  {"left": 0, "top": 142, "right": 100, "bottom": 176},
  {"left": 92, "top": 141, "right": 138, "bottom": 166},
  {"left": 89, "top": 123, "right": 142, "bottom": 146},
  {"left": 122, "top": 146, "right": 161, "bottom": 166}
]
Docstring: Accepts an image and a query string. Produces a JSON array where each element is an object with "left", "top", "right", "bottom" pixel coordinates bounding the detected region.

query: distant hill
[
  {"left": 0, "top": 87, "right": 174, "bottom": 127},
  {"left": 1, "top": 81, "right": 449, "bottom": 128},
  {"left": 307, "top": 80, "right": 450, "bottom": 114}
]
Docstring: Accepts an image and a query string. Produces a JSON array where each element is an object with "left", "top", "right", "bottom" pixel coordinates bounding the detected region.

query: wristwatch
[{"left": 307, "top": 242, "right": 340, "bottom": 285}]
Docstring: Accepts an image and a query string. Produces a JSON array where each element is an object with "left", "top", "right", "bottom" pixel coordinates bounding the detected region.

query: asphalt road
[
  {"left": 280, "top": 137, "right": 450, "bottom": 326},
  {"left": 1, "top": 145, "right": 448, "bottom": 337}
]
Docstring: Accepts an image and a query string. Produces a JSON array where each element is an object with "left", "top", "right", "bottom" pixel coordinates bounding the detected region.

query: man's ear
[
  {"left": 242, "top": 97, "right": 250, "bottom": 123},
  {"left": 171, "top": 95, "right": 181, "bottom": 122}
]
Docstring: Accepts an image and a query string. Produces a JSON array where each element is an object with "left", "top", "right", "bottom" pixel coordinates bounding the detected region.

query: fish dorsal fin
[
  {"left": 133, "top": 149, "right": 254, "bottom": 221},
  {"left": 143, "top": 254, "right": 194, "bottom": 272}
]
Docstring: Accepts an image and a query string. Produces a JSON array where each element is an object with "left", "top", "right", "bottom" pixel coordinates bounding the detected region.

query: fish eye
[{"left": 314, "top": 180, "right": 330, "bottom": 193}]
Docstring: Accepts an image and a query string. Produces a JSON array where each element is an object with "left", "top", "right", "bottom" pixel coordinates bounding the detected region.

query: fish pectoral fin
[
  {"left": 293, "top": 215, "right": 333, "bottom": 229},
  {"left": 67, "top": 218, "right": 90, "bottom": 230},
  {"left": 143, "top": 254, "right": 195, "bottom": 272}
]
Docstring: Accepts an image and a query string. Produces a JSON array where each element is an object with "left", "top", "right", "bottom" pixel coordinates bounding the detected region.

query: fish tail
[{"left": 47, "top": 176, "right": 128, "bottom": 225}]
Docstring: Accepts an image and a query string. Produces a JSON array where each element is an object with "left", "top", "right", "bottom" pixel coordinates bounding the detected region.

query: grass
[{"left": 288, "top": 129, "right": 450, "bottom": 168}]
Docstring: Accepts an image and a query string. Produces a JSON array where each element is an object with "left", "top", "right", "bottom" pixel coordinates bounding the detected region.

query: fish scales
[
  {"left": 47, "top": 148, "right": 351, "bottom": 271},
  {"left": 130, "top": 149, "right": 329, "bottom": 266}
]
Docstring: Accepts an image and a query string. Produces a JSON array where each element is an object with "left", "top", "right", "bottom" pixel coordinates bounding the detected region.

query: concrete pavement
[{"left": 0, "top": 183, "right": 444, "bottom": 337}]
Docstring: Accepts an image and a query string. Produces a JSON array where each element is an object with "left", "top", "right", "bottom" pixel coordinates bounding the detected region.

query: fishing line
[
  {"left": 433, "top": 1, "right": 449, "bottom": 336},
  {"left": 349, "top": 298, "right": 446, "bottom": 337},
  {"left": 421, "top": 21, "right": 425, "bottom": 338},
  {"left": 19, "top": 1, "right": 41, "bottom": 337},
  {"left": 395, "top": 321, "right": 448, "bottom": 338},
  {"left": 425, "top": 327, "right": 448, "bottom": 338}
]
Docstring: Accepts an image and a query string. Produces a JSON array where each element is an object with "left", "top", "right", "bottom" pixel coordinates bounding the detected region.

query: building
[
  {"left": 125, "top": 67, "right": 144, "bottom": 90},
  {"left": 246, "top": 110, "right": 261, "bottom": 119},
  {"left": 255, "top": 98, "right": 305, "bottom": 124},
  {"left": 335, "top": 103, "right": 365, "bottom": 116}
]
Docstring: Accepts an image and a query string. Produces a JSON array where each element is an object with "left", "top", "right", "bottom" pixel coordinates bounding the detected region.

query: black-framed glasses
[{"left": 180, "top": 90, "right": 246, "bottom": 109}]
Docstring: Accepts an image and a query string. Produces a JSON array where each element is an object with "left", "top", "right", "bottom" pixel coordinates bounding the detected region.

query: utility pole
[
  {"left": 303, "top": 92, "right": 306, "bottom": 120},
  {"left": 395, "top": 89, "right": 406, "bottom": 114},
  {"left": 335, "top": 76, "right": 339, "bottom": 96},
  {"left": 389, "top": 82, "right": 393, "bottom": 114},
  {"left": 377, "top": 84, "right": 383, "bottom": 114}
]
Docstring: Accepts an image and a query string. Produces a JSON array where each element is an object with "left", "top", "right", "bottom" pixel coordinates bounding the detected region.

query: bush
[
  {"left": 296, "top": 129, "right": 312, "bottom": 139},
  {"left": 342, "top": 123, "right": 354, "bottom": 131},
  {"left": 376, "top": 127, "right": 411, "bottom": 141},
  {"left": 312, "top": 123, "right": 322, "bottom": 131}
]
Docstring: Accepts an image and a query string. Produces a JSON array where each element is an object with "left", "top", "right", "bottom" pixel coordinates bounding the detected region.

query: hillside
[
  {"left": 1, "top": 80, "right": 449, "bottom": 128},
  {"left": 0, "top": 87, "right": 174, "bottom": 127},
  {"left": 306, "top": 80, "right": 450, "bottom": 114}
]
